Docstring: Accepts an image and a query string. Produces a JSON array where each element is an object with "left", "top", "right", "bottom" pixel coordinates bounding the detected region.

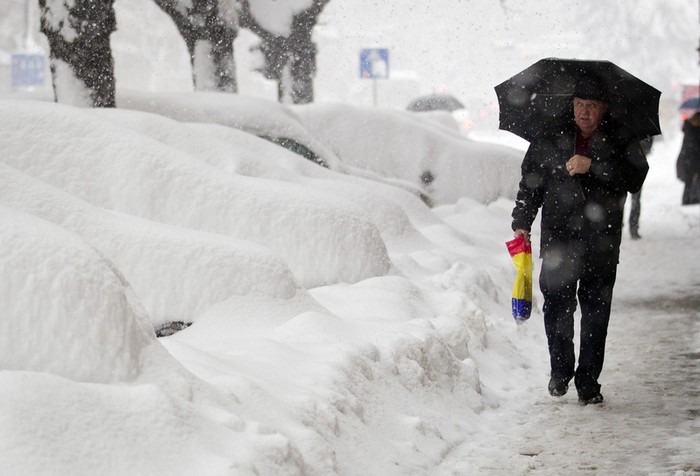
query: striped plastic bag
[{"left": 505, "top": 235, "right": 532, "bottom": 324}]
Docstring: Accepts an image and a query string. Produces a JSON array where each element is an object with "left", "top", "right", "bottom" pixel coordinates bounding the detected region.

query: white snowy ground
[
  {"left": 0, "top": 95, "right": 698, "bottom": 475},
  {"left": 436, "top": 136, "right": 700, "bottom": 475}
]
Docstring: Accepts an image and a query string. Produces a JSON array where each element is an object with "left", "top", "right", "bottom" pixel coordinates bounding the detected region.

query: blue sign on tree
[
  {"left": 359, "top": 49, "right": 389, "bottom": 79},
  {"left": 12, "top": 53, "right": 45, "bottom": 88}
]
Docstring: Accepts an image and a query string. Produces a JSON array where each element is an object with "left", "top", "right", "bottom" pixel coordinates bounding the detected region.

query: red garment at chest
[{"left": 575, "top": 129, "right": 596, "bottom": 155}]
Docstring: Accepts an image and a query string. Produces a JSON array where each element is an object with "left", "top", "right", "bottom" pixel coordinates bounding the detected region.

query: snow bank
[
  {"left": 0, "top": 371, "right": 241, "bottom": 476},
  {"left": 0, "top": 203, "right": 310, "bottom": 475},
  {"left": 294, "top": 102, "right": 524, "bottom": 205},
  {"left": 0, "top": 162, "right": 302, "bottom": 326},
  {"left": 0, "top": 353, "right": 308, "bottom": 476},
  {"left": 118, "top": 89, "right": 343, "bottom": 169},
  {"left": 0, "top": 206, "right": 152, "bottom": 383},
  {"left": 163, "top": 272, "right": 488, "bottom": 475},
  {"left": 117, "top": 90, "right": 436, "bottom": 199},
  {"left": 0, "top": 96, "right": 535, "bottom": 475},
  {"left": 0, "top": 99, "right": 390, "bottom": 287},
  {"left": 94, "top": 107, "right": 445, "bottom": 253}
]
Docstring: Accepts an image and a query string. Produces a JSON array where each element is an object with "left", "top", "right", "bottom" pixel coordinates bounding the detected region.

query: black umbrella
[
  {"left": 494, "top": 58, "right": 661, "bottom": 142},
  {"left": 679, "top": 96, "right": 700, "bottom": 110},
  {"left": 407, "top": 93, "right": 465, "bottom": 112}
]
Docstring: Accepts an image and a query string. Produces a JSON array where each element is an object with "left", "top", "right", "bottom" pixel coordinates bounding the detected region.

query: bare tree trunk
[
  {"left": 239, "top": 0, "right": 329, "bottom": 104},
  {"left": 153, "top": 0, "right": 238, "bottom": 92},
  {"left": 38, "top": 0, "right": 116, "bottom": 108},
  {"left": 285, "top": 2, "right": 324, "bottom": 104}
]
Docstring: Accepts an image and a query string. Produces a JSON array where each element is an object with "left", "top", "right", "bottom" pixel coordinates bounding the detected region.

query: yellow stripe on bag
[{"left": 506, "top": 236, "right": 532, "bottom": 324}]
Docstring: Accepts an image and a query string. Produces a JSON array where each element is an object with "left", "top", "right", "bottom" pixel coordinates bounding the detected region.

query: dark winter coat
[
  {"left": 511, "top": 120, "right": 649, "bottom": 255},
  {"left": 676, "top": 113, "right": 700, "bottom": 205}
]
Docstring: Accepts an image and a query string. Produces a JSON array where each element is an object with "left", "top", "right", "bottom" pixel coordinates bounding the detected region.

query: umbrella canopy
[
  {"left": 407, "top": 93, "right": 465, "bottom": 112},
  {"left": 679, "top": 96, "right": 700, "bottom": 110},
  {"left": 494, "top": 58, "right": 662, "bottom": 142}
]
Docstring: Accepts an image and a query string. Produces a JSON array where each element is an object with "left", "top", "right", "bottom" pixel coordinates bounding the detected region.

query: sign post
[
  {"left": 11, "top": 0, "right": 46, "bottom": 90},
  {"left": 11, "top": 53, "right": 45, "bottom": 89},
  {"left": 359, "top": 48, "right": 389, "bottom": 106}
]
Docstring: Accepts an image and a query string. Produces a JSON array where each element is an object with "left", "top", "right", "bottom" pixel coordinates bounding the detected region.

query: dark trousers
[
  {"left": 539, "top": 237, "right": 618, "bottom": 398},
  {"left": 629, "top": 190, "right": 641, "bottom": 234}
]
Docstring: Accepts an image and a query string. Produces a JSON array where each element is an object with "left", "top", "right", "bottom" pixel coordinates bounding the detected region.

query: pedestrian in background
[
  {"left": 676, "top": 111, "right": 700, "bottom": 208},
  {"left": 628, "top": 136, "right": 654, "bottom": 239}
]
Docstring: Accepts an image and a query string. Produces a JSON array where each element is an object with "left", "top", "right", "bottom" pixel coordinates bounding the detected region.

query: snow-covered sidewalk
[
  {"left": 437, "top": 138, "right": 700, "bottom": 475},
  {"left": 440, "top": 283, "right": 700, "bottom": 475}
]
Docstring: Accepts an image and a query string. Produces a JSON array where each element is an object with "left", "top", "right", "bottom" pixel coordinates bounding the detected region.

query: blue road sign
[
  {"left": 12, "top": 53, "right": 45, "bottom": 88},
  {"left": 360, "top": 48, "right": 389, "bottom": 79}
]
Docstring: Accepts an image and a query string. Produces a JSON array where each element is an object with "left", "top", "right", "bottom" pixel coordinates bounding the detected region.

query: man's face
[{"left": 573, "top": 98, "right": 608, "bottom": 136}]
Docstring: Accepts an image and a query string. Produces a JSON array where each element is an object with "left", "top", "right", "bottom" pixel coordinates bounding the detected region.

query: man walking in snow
[{"left": 510, "top": 78, "right": 649, "bottom": 405}]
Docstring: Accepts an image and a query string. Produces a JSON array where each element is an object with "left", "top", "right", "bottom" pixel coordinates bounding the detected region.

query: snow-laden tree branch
[
  {"left": 152, "top": 0, "right": 239, "bottom": 92},
  {"left": 239, "top": 0, "right": 330, "bottom": 104}
]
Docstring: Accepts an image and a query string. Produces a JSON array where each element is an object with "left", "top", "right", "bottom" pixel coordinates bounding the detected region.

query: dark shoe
[
  {"left": 578, "top": 393, "right": 604, "bottom": 405},
  {"left": 630, "top": 230, "right": 641, "bottom": 240},
  {"left": 548, "top": 377, "right": 569, "bottom": 397}
]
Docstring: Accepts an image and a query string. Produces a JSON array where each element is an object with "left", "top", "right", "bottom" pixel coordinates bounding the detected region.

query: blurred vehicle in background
[
  {"left": 406, "top": 92, "right": 472, "bottom": 133},
  {"left": 406, "top": 93, "right": 465, "bottom": 112}
]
